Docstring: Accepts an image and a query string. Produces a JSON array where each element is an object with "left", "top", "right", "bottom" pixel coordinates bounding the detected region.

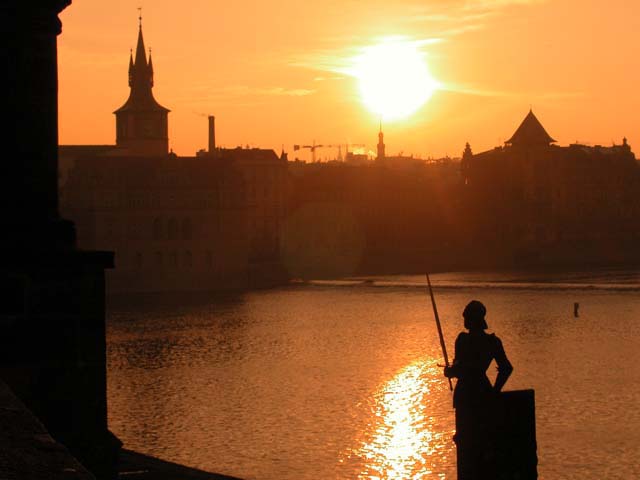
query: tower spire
[
  {"left": 134, "top": 15, "right": 147, "bottom": 68},
  {"left": 148, "top": 48, "right": 154, "bottom": 86},
  {"left": 114, "top": 13, "right": 170, "bottom": 156},
  {"left": 377, "top": 120, "right": 385, "bottom": 161},
  {"left": 128, "top": 49, "right": 134, "bottom": 86}
]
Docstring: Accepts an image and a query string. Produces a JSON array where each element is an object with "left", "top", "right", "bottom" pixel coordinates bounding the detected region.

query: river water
[{"left": 107, "top": 270, "right": 640, "bottom": 479}]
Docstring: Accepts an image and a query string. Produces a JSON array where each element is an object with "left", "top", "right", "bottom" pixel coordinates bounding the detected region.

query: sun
[{"left": 351, "top": 39, "right": 439, "bottom": 121}]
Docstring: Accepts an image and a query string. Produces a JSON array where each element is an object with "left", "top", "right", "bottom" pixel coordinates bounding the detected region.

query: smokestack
[{"left": 208, "top": 115, "right": 216, "bottom": 153}]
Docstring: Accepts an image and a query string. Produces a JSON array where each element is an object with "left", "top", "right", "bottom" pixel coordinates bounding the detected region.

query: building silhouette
[
  {"left": 196, "top": 118, "right": 288, "bottom": 286},
  {"left": 285, "top": 114, "right": 640, "bottom": 276},
  {"left": 60, "top": 18, "right": 289, "bottom": 292},
  {"left": 61, "top": 19, "right": 248, "bottom": 293},
  {"left": 376, "top": 122, "right": 385, "bottom": 160},
  {"left": 63, "top": 153, "right": 249, "bottom": 292},
  {"left": 285, "top": 147, "right": 462, "bottom": 277},
  {"left": 461, "top": 110, "right": 640, "bottom": 266},
  {"left": 114, "top": 17, "right": 170, "bottom": 156},
  {"left": 374, "top": 126, "right": 436, "bottom": 169},
  {"left": 58, "top": 18, "right": 640, "bottom": 286}
]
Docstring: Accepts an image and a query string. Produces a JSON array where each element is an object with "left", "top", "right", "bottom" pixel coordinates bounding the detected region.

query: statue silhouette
[{"left": 444, "top": 300, "right": 513, "bottom": 480}]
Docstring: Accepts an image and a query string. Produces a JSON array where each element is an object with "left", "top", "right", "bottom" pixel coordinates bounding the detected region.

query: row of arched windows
[{"left": 153, "top": 217, "right": 192, "bottom": 241}]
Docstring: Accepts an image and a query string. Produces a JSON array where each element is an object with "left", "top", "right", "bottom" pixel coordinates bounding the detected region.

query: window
[
  {"left": 170, "top": 251, "right": 178, "bottom": 268},
  {"left": 155, "top": 251, "right": 163, "bottom": 268},
  {"left": 184, "top": 251, "right": 193, "bottom": 268},
  {"left": 153, "top": 218, "right": 164, "bottom": 240},
  {"left": 182, "top": 218, "right": 192, "bottom": 240},
  {"left": 104, "top": 217, "right": 115, "bottom": 239},
  {"left": 129, "top": 222, "right": 141, "bottom": 239},
  {"left": 168, "top": 218, "right": 178, "bottom": 240}
]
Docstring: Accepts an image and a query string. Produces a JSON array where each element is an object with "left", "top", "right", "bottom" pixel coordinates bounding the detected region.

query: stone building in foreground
[{"left": 1, "top": 2, "right": 119, "bottom": 478}]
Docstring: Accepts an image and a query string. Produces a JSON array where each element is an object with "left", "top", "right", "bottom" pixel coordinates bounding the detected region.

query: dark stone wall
[
  {"left": 0, "top": 2, "right": 70, "bottom": 231},
  {"left": 0, "top": 3, "right": 119, "bottom": 478}
]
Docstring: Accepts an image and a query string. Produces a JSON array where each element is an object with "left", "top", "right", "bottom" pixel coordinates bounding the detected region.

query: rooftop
[{"left": 505, "top": 110, "right": 556, "bottom": 146}]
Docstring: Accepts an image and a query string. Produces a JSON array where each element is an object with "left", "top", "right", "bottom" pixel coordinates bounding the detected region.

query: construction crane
[
  {"left": 293, "top": 141, "right": 332, "bottom": 163},
  {"left": 293, "top": 141, "right": 366, "bottom": 163}
]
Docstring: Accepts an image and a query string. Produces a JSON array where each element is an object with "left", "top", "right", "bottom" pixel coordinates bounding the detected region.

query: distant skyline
[{"left": 59, "top": 1, "right": 640, "bottom": 159}]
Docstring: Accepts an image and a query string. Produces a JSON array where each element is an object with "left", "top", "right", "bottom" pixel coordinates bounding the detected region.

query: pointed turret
[
  {"left": 128, "top": 50, "right": 134, "bottom": 86},
  {"left": 114, "top": 16, "right": 170, "bottom": 156},
  {"left": 505, "top": 110, "right": 556, "bottom": 147},
  {"left": 463, "top": 142, "right": 473, "bottom": 159},
  {"left": 377, "top": 121, "right": 386, "bottom": 160},
  {"left": 461, "top": 142, "right": 473, "bottom": 184},
  {"left": 134, "top": 23, "right": 147, "bottom": 69},
  {"left": 148, "top": 49, "right": 154, "bottom": 87},
  {"left": 117, "top": 21, "right": 165, "bottom": 112}
]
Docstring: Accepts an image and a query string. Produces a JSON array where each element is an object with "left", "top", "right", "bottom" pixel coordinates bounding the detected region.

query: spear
[{"left": 426, "top": 273, "right": 453, "bottom": 391}]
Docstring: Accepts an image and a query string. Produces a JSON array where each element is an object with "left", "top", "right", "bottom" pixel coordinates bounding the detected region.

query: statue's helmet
[{"left": 463, "top": 300, "right": 488, "bottom": 330}]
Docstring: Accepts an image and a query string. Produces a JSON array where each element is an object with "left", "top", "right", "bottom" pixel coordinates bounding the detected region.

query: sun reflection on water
[{"left": 342, "top": 359, "right": 455, "bottom": 479}]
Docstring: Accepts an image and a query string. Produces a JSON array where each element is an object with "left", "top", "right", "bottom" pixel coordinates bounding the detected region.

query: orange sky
[{"left": 58, "top": 1, "right": 640, "bottom": 160}]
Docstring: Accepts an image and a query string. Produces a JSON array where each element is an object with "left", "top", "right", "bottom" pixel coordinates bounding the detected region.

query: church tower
[
  {"left": 114, "top": 16, "right": 170, "bottom": 156},
  {"left": 376, "top": 121, "right": 386, "bottom": 160},
  {"left": 461, "top": 142, "right": 473, "bottom": 185}
]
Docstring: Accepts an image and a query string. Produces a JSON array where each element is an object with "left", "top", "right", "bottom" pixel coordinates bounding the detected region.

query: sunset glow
[
  {"left": 343, "top": 360, "right": 454, "bottom": 479},
  {"left": 351, "top": 39, "right": 439, "bottom": 121},
  {"left": 57, "top": 1, "right": 640, "bottom": 158},
  {"left": 7, "top": 3, "right": 640, "bottom": 479}
]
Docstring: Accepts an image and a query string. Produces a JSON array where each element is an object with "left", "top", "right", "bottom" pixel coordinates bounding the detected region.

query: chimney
[{"left": 208, "top": 115, "right": 216, "bottom": 153}]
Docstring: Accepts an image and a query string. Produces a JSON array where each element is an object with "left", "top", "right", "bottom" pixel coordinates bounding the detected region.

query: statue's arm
[{"left": 493, "top": 337, "right": 513, "bottom": 392}]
